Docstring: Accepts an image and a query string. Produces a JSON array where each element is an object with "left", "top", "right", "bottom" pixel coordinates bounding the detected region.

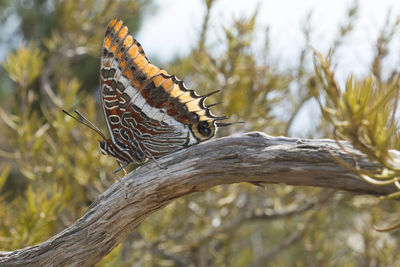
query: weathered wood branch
[{"left": 0, "top": 132, "right": 397, "bottom": 266}]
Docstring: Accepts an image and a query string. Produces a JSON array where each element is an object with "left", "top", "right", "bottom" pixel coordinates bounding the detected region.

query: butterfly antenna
[
  {"left": 207, "top": 102, "right": 223, "bottom": 108},
  {"left": 214, "top": 115, "right": 229, "bottom": 121},
  {"left": 63, "top": 110, "right": 106, "bottom": 139},
  {"left": 216, "top": 121, "right": 245, "bottom": 127},
  {"left": 202, "top": 90, "right": 220, "bottom": 98}
]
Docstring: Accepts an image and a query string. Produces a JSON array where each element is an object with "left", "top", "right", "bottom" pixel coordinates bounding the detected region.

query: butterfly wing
[{"left": 100, "top": 19, "right": 225, "bottom": 159}]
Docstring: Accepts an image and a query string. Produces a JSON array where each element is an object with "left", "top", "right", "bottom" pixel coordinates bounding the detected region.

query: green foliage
[
  {"left": 0, "top": 185, "right": 65, "bottom": 250},
  {"left": 313, "top": 51, "right": 400, "bottom": 198},
  {"left": 2, "top": 42, "right": 45, "bottom": 89},
  {"left": 0, "top": 0, "right": 153, "bottom": 263},
  {"left": 167, "top": 7, "right": 293, "bottom": 135},
  {"left": 0, "top": 0, "right": 400, "bottom": 266},
  {"left": 0, "top": 40, "right": 112, "bottom": 249},
  {"left": 0, "top": 166, "right": 10, "bottom": 190}
]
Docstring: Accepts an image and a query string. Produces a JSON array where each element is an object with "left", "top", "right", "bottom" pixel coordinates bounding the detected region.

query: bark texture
[{"left": 0, "top": 132, "right": 397, "bottom": 266}]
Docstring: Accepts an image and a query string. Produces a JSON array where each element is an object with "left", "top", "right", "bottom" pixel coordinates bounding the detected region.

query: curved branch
[{"left": 0, "top": 132, "right": 397, "bottom": 266}]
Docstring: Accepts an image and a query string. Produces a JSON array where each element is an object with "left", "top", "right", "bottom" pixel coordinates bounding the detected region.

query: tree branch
[{"left": 0, "top": 132, "right": 397, "bottom": 266}]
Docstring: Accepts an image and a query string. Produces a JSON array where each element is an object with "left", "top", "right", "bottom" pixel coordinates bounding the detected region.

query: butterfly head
[{"left": 98, "top": 139, "right": 108, "bottom": 155}]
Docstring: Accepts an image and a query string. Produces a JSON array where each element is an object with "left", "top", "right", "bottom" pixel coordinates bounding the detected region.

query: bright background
[
  {"left": 134, "top": 0, "right": 400, "bottom": 136},
  {"left": 1, "top": 1, "right": 400, "bottom": 265},
  {"left": 138, "top": 0, "right": 400, "bottom": 77}
]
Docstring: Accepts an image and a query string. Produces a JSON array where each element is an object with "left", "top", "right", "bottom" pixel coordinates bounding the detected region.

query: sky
[
  {"left": 137, "top": 0, "right": 400, "bottom": 77},
  {"left": 136, "top": 0, "right": 400, "bottom": 136},
  {"left": 1, "top": 0, "right": 399, "bottom": 136}
]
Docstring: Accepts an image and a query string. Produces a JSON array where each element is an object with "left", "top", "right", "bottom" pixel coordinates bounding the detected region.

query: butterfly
[{"left": 64, "top": 19, "right": 230, "bottom": 188}]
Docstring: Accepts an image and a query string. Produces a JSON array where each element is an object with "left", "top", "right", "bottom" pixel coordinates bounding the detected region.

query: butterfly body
[
  {"left": 98, "top": 138, "right": 145, "bottom": 165},
  {"left": 94, "top": 19, "right": 225, "bottom": 166}
]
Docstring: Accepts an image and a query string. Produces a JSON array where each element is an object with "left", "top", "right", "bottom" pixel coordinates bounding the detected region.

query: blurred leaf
[
  {"left": 0, "top": 165, "right": 10, "bottom": 191},
  {"left": 2, "top": 42, "right": 45, "bottom": 88},
  {"left": 314, "top": 50, "right": 400, "bottom": 199}
]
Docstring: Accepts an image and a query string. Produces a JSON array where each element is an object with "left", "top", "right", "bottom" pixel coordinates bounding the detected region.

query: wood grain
[{"left": 0, "top": 132, "right": 396, "bottom": 266}]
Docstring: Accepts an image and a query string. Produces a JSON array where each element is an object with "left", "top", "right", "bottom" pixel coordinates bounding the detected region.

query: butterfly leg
[
  {"left": 114, "top": 160, "right": 129, "bottom": 198},
  {"left": 117, "top": 160, "right": 128, "bottom": 175},
  {"left": 145, "top": 151, "right": 167, "bottom": 170}
]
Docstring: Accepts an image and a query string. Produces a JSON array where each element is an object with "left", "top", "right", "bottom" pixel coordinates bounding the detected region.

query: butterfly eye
[
  {"left": 99, "top": 140, "right": 108, "bottom": 155},
  {"left": 100, "top": 140, "right": 106, "bottom": 149}
]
